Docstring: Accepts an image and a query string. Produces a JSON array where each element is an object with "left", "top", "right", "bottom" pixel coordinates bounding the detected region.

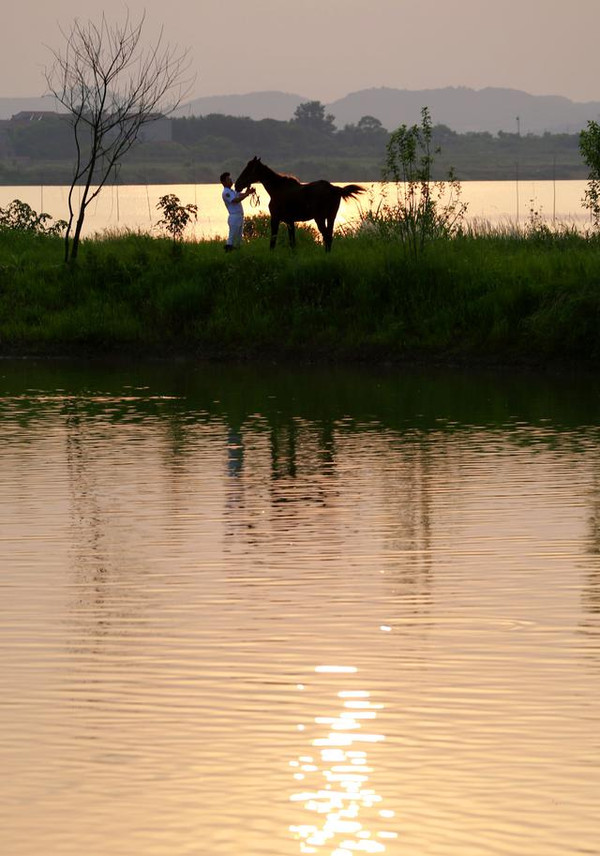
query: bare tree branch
[{"left": 45, "top": 12, "right": 190, "bottom": 261}]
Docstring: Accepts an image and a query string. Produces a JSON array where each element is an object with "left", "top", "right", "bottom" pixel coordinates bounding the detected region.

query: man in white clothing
[{"left": 220, "top": 171, "right": 255, "bottom": 251}]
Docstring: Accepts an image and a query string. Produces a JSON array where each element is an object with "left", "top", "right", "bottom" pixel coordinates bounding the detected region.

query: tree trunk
[{"left": 70, "top": 207, "right": 87, "bottom": 261}]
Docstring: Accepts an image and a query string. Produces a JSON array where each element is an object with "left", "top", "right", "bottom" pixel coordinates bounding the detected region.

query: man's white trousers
[{"left": 227, "top": 214, "right": 243, "bottom": 247}]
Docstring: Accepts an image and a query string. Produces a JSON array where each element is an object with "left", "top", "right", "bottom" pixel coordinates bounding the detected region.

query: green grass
[{"left": 2, "top": 224, "right": 600, "bottom": 365}]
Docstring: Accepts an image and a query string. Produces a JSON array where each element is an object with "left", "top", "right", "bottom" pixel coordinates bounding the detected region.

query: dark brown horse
[{"left": 235, "top": 157, "right": 364, "bottom": 251}]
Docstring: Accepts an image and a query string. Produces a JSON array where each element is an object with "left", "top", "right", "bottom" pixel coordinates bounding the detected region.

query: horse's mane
[
  {"left": 261, "top": 161, "right": 301, "bottom": 186},
  {"left": 281, "top": 173, "right": 302, "bottom": 186}
]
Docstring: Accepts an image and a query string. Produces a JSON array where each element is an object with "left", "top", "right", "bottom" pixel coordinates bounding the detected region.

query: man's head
[{"left": 220, "top": 172, "right": 233, "bottom": 188}]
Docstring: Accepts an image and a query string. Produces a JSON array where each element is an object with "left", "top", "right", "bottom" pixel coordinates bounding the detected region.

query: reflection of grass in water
[{"left": 2, "top": 226, "right": 600, "bottom": 364}]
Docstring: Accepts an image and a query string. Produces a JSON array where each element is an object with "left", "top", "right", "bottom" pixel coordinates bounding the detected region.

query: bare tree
[{"left": 46, "top": 13, "right": 189, "bottom": 262}]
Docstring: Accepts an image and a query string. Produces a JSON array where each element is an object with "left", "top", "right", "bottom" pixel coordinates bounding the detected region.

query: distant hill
[
  {"left": 175, "top": 86, "right": 600, "bottom": 135},
  {"left": 5, "top": 87, "right": 600, "bottom": 134},
  {"left": 173, "top": 91, "right": 308, "bottom": 121},
  {"left": 326, "top": 87, "right": 600, "bottom": 134}
]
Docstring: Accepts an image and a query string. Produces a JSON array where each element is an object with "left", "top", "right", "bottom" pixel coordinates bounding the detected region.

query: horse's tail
[{"left": 339, "top": 183, "right": 366, "bottom": 201}]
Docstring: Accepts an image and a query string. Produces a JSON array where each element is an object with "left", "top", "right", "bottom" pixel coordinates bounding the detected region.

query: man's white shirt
[{"left": 222, "top": 187, "right": 243, "bottom": 217}]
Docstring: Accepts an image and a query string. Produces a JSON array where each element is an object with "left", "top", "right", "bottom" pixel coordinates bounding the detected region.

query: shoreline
[
  {"left": 3, "top": 228, "right": 600, "bottom": 373},
  {"left": 1, "top": 342, "right": 596, "bottom": 376}
]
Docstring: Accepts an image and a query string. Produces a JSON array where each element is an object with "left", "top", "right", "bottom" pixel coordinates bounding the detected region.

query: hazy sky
[{"left": 4, "top": 0, "right": 599, "bottom": 103}]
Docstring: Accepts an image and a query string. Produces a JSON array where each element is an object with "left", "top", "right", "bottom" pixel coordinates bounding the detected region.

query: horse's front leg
[
  {"left": 287, "top": 222, "right": 296, "bottom": 249},
  {"left": 269, "top": 217, "right": 280, "bottom": 250}
]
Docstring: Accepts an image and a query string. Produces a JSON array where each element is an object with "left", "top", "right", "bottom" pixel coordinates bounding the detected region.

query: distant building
[{"left": 11, "top": 111, "right": 65, "bottom": 122}]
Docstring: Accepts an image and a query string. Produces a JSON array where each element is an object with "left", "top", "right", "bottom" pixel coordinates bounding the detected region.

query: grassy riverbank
[{"left": 2, "top": 226, "right": 600, "bottom": 366}]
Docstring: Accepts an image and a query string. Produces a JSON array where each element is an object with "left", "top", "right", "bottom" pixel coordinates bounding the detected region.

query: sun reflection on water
[{"left": 289, "top": 668, "right": 397, "bottom": 855}]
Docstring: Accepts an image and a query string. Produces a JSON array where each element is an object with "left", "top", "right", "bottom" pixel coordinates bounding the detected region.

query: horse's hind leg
[
  {"left": 270, "top": 217, "right": 280, "bottom": 250},
  {"left": 324, "top": 201, "right": 341, "bottom": 251},
  {"left": 287, "top": 222, "right": 296, "bottom": 248},
  {"left": 318, "top": 218, "right": 334, "bottom": 252},
  {"left": 324, "top": 219, "right": 335, "bottom": 252},
  {"left": 315, "top": 217, "right": 327, "bottom": 250}
]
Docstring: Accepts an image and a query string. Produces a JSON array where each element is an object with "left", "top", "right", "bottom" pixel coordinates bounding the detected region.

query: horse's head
[{"left": 235, "top": 156, "right": 261, "bottom": 192}]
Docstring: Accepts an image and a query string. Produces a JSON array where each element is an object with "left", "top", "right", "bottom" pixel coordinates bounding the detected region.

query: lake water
[
  {"left": 1, "top": 359, "right": 599, "bottom": 856},
  {"left": 0, "top": 180, "right": 593, "bottom": 239}
]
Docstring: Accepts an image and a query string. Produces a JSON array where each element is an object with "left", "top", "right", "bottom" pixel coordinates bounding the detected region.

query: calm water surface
[
  {"left": 0, "top": 180, "right": 592, "bottom": 239},
  {"left": 1, "top": 361, "right": 599, "bottom": 856}
]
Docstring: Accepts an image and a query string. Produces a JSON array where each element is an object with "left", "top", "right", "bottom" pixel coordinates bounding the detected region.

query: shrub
[
  {"left": 155, "top": 194, "right": 198, "bottom": 242},
  {"left": 580, "top": 120, "right": 600, "bottom": 228},
  {"left": 355, "top": 108, "right": 467, "bottom": 257},
  {"left": 0, "top": 199, "right": 67, "bottom": 236}
]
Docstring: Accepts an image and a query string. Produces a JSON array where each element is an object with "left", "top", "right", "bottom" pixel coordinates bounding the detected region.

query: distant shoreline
[{"left": 0, "top": 165, "right": 589, "bottom": 187}]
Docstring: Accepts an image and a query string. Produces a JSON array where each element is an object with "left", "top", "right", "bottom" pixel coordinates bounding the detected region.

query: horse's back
[
  {"left": 304, "top": 179, "right": 339, "bottom": 194},
  {"left": 307, "top": 180, "right": 364, "bottom": 200},
  {"left": 303, "top": 180, "right": 343, "bottom": 203},
  {"left": 268, "top": 179, "right": 337, "bottom": 222}
]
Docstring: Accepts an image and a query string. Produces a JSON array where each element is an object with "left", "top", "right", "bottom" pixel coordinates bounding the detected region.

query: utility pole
[{"left": 515, "top": 116, "right": 521, "bottom": 225}]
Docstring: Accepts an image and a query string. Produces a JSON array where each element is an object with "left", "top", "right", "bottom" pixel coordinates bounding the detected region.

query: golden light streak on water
[{"left": 290, "top": 674, "right": 395, "bottom": 855}]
